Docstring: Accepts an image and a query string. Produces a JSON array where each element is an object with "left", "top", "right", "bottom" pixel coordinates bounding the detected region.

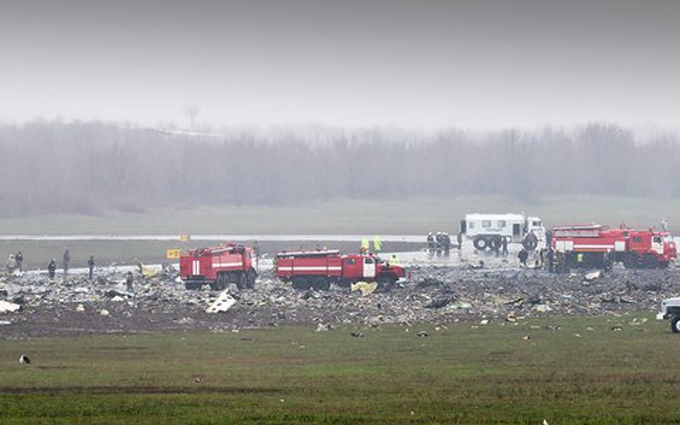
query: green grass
[
  {"left": 2, "top": 314, "right": 680, "bottom": 423},
  {"left": 1, "top": 195, "right": 678, "bottom": 236}
]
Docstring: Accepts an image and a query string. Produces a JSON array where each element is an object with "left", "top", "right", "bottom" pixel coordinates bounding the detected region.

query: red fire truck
[
  {"left": 551, "top": 224, "right": 676, "bottom": 269},
  {"left": 275, "top": 249, "right": 405, "bottom": 291},
  {"left": 179, "top": 243, "right": 258, "bottom": 290}
]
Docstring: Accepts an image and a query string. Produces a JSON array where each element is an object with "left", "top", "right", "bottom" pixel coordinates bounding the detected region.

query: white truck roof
[{"left": 465, "top": 213, "right": 527, "bottom": 221}]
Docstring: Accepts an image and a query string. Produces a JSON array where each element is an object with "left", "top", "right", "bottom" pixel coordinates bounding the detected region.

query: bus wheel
[{"left": 473, "top": 237, "right": 487, "bottom": 250}]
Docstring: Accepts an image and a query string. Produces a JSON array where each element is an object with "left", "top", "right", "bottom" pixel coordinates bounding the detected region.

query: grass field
[
  {"left": 1, "top": 314, "right": 680, "bottom": 424},
  {"left": 0, "top": 196, "right": 678, "bottom": 236}
]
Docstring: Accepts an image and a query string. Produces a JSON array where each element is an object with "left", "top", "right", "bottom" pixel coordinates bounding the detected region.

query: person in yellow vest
[
  {"left": 373, "top": 235, "right": 382, "bottom": 253},
  {"left": 360, "top": 238, "right": 370, "bottom": 254},
  {"left": 389, "top": 253, "right": 400, "bottom": 266}
]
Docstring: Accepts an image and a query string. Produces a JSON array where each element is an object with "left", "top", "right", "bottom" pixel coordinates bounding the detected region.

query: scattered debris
[
  {"left": 350, "top": 331, "right": 364, "bottom": 338},
  {"left": 19, "top": 354, "right": 31, "bottom": 364},
  {"left": 0, "top": 250, "right": 676, "bottom": 338}
]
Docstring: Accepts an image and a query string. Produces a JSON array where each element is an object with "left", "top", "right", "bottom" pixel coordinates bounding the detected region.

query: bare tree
[{"left": 182, "top": 103, "right": 201, "bottom": 129}]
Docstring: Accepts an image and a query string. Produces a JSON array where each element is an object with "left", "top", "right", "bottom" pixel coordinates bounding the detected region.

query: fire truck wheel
[
  {"left": 660, "top": 261, "right": 670, "bottom": 269},
  {"left": 336, "top": 279, "right": 351, "bottom": 288},
  {"left": 671, "top": 316, "right": 680, "bottom": 333},
  {"left": 622, "top": 254, "right": 638, "bottom": 269},
  {"left": 473, "top": 237, "right": 487, "bottom": 250},
  {"left": 247, "top": 270, "right": 257, "bottom": 288},
  {"left": 642, "top": 254, "right": 658, "bottom": 269},
  {"left": 313, "top": 278, "right": 330, "bottom": 291},
  {"left": 212, "top": 274, "right": 226, "bottom": 290},
  {"left": 377, "top": 276, "right": 395, "bottom": 292},
  {"left": 488, "top": 237, "right": 501, "bottom": 251},
  {"left": 185, "top": 281, "right": 201, "bottom": 290},
  {"left": 292, "top": 278, "right": 308, "bottom": 290},
  {"left": 237, "top": 273, "right": 248, "bottom": 289}
]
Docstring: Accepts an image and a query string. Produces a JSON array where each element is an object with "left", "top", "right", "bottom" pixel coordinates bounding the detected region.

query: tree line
[{"left": 0, "top": 120, "right": 678, "bottom": 217}]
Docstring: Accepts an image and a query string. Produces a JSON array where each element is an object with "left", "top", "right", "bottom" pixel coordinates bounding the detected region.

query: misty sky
[{"left": 1, "top": 0, "right": 679, "bottom": 130}]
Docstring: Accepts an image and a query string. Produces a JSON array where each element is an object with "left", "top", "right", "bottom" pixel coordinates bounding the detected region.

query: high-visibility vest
[
  {"left": 373, "top": 236, "right": 382, "bottom": 251},
  {"left": 361, "top": 239, "right": 370, "bottom": 250}
]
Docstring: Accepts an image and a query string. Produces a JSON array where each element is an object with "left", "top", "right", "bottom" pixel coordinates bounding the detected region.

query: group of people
[
  {"left": 6, "top": 248, "right": 98, "bottom": 280},
  {"left": 517, "top": 246, "right": 603, "bottom": 273},
  {"left": 5, "top": 251, "right": 24, "bottom": 274},
  {"left": 426, "top": 232, "right": 452, "bottom": 256},
  {"left": 518, "top": 246, "right": 555, "bottom": 270},
  {"left": 359, "top": 236, "right": 400, "bottom": 266},
  {"left": 360, "top": 235, "right": 383, "bottom": 254}
]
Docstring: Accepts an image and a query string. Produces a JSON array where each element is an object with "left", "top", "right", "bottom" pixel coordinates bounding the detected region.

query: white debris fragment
[
  {"left": 535, "top": 304, "right": 553, "bottom": 313},
  {"left": 0, "top": 300, "right": 21, "bottom": 313},
  {"left": 76, "top": 303, "right": 85, "bottom": 312},
  {"left": 584, "top": 271, "right": 602, "bottom": 281},
  {"left": 100, "top": 309, "right": 110, "bottom": 316},
  {"left": 206, "top": 290, "right": 237, "bottom": 313}
]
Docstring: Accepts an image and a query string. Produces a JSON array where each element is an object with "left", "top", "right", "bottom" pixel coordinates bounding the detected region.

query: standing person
[
  {"left": 373, "top": 235, "right": 382, "bottom": 254},
  {"left": 555, "top": 250, "right": 566, "bottom": 273},
  {"left": 125, "top": 271, "right": 134, "bottom": 292},
  {"left": 62, "top": 248, "right": 70, "bottom": 277},
  {"left": 547, "top": 248, "right": 555, "bottom": 273},
  {"left": 442, "top": 233, "right": 451, "bottom": 255},
  {"left": 15, "top": 251, "right": 23, "bottom": 272},
  {"left": 6, "top": 254, "right": 16, "bottom": 275},
  {"left": 87, "top": 255, "right": 95, "bottom": 279},
  {"left": 501, "top": 237, "right": 509, "bottom": 257},
  {"left": 47, "top": 259, "right": 56, "bottom": 279},
  {"left": 456, "top": 232, "right": 463, "bottom": 251},
  {"left": 426, "top": 232, "right": 435, "bottom": 254},
  {"left": 518, "top": 248, "right": 528, "bottom": 267},
  {"left": 360, "top": 238, "right": 370, "bottom": 254}
]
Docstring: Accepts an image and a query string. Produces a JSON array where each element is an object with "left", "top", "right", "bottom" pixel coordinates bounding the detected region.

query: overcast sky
[{"left": 1, "top": 0, "right": 679, "bottom": 130}]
